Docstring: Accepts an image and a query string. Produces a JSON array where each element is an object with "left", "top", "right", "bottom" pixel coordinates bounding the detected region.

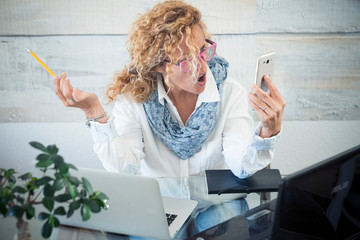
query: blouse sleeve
[
  {"left": 87, "top": 99, "right": 145, "bottom": 174},
  {"left": 221, "top": 82, "right": 281, "bottom": 179}
]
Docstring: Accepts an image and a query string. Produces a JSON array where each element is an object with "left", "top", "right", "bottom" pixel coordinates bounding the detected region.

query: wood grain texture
[
  {"left": 274, "top": 88, "right": 360, "bottom": 121},
  {"left": 0, "top": 0, "right": 359, "bottom": 122},
  {"left": 0, "top": 35, "right": 255, "bottom": 90},
  {"left": 0, "top": 0, "right": 255, "bottom": 35},
  {"left": 0, "top": 35, "right": 255, "bottom": 122},
  {"left": 1, "top": 33, "right": 360, "bottom": 122},
  {"left": 253, "top": 34, "right": 360, "bottom": 121},
  {"left": 256, "top": 34, "right": 360, "bottom": 90},
  {"left": 257, "top": 0, "right": 360, "bottom": 33}
]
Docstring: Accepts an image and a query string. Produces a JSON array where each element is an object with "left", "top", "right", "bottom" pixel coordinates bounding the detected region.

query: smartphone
[{"left": 255, "top": 52, "right": 275, "bottom": 93}]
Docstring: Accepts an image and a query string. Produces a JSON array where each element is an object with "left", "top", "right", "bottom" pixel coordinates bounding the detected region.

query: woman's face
[{"left": 159, "top": 24, "right": 208, "bottom": 96}]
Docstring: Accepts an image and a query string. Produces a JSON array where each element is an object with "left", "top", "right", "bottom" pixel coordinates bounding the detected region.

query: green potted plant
[{"left": 0, "top": 142, "right": 109, "bottom": 240}]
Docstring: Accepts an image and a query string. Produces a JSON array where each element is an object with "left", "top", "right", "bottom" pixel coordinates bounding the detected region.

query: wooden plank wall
[
  {"left": 0, "top": 0, "right": 359, "bottom": 122},
  {"left": 256, "top": 0, "right": 360, "bottom": 121}
]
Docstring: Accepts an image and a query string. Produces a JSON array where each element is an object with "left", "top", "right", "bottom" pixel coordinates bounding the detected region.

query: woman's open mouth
[{"left": 197, "top": 73, "right": 207, "bottom": 86}]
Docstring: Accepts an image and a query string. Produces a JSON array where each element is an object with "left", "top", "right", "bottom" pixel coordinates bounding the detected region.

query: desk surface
[{"left": 0, "top": 176, "right": 271, "bottom": 240}]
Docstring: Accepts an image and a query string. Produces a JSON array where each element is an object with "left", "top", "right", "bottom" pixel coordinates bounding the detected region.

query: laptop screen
[{"left": 273, "top": 145, "right": 360, "bottom": 240}]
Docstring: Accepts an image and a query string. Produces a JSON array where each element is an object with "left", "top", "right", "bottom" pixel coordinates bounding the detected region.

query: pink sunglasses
[{"left": 164, "top": 39, "right": 217, "bottom": 72}]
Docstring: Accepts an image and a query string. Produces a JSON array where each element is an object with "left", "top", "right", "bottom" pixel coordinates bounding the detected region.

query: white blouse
[{"left": 88, "top": 66, "right": 281, "bottom": 178}]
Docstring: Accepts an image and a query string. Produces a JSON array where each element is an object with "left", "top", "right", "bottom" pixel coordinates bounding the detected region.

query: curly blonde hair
[{"left": 106, "top": 0, "right": 210, "bottom": 103}]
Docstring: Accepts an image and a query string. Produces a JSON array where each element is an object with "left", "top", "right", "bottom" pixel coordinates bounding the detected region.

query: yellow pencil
[{"left": 26, "top": 48, "right": 56, "bottom": 77}]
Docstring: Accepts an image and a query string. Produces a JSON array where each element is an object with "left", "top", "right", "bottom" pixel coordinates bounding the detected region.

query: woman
[{"left": 54, "top": 0, "right": 286, "bottom": 179}]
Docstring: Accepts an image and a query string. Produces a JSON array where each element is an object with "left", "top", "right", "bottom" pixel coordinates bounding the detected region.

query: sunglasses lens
[
  {"left": 179, "top": 41, "right": 216, "bottom": 72},
  {"left": 181, "top": 59, "right": 201, "bottom": 72},
  {"left": 203, "top": 46, "right": 215, "bottom": 61},
  {"left": 182, "top": 61, "right": 192, "bottom": 72}
]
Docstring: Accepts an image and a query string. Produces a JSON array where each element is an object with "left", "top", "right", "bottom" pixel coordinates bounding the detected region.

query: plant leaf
[
  {"left": 12, "top": 186, "right": 27, "bottom": 194},
  {"left": 27, "top": 179, "right": 39, "bottom": 192},
  {"left": 44, "top": 184, "right": 54, "bottom": 197},
  {"left": 25, "top": 204, "right": 35, "bottom": 219},
  {"left": 35, "top": 176, "right": 53, "bottom": 186},
  {"left": 36, "top": 154, "right": 50, "bottom": 162},
  {"left": 97, "top": 199, "right": 108, "bottom": 209},
  {"left": 69, "top": 200, "right": 81, "bottom": 211},
  {"left": 81, "top": 204, "right": 91, "bottom": 221},
  {"left": 8, "top": 206, "right": 24, "bottom": 218},
  {"left": 59, "top": 163, "right": 69, "bottom": 174},
  {"left": 49, "top": 215, "right": 55, "bottom": 227},
  {"left": 67, "top": 176, "right": 81, "bottom": 186},
  {"left": 82, "top": 177, "right": 93, "bottom": 195},
  {"left": 53, "top": 216, "right": 60, "bottom": 227},
  {"left": 3, "top": 168, "right": 16, "bottom": 179},
  {"left": 68, "top": 163, "right": 78, "bottom": 170},
  {"left": 54, "top": 193, "right": 72, "bottom": 202},
  {"left": 18, "top": 172, "right": 32, "bottom": 180},
  {"left": 52, "top": 155, "right": 69, "bottom": 174},
  {"left": 54, "top": 206, "right": 66, "bottom": 216},
  {"left": 67, "top": 199, "right": 81, "bottom": 218},
  {"left": 8, "top": 175, "right": 16, "bottom": 184},
  {"left": 42, "top": 197, "right": 54, "bottom": 212},
  {"left": 16, "top": 196, "right": 25, "bottom": 204},
  {"left": 52, "top": 154, "right": 63, "bottom": 166},
  {"left": 38, "top": 212, "right": 50, "bottom": 221},
  {"left": 46, "top": 144, "right": 59, "bottom": 154},
  {"left": 67, "top": 208, "right": 74, "bottom": 218},
  {"left": 55, "top": 173, "right": 66, "bottom": 180},
  {"left": 41, "top": 219, "right": 53, "bottom": 238},
  {"left": 29, "top": 141, "right": 48, "bottom": 153},
  {"left": 52, "top": 178, "right": 65, "bottom": 191},
  {"left": 96, "top": 192, "right": 109, "bottom": 201},
  {"left": 66, "top": 181, "right": 77, "bottom": 199},
  {"left": 36, "top": 160, "right": 53, "bottom": 168},
  {"left": 85, "top": 199, "right": 101, "bottom": 213},
  {"left": 0, "top": 194, "right": 12, "bottom": 204},
  {"left": 80, "top": 189, "right": 87, "bottom": 199}
]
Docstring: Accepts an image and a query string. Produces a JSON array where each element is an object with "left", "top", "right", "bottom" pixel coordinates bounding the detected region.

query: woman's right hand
[{"left": 54, "top": 72, "right": 107, "bottom": 122}]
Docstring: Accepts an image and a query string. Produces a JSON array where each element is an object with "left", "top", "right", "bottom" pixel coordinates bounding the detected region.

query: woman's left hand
[{"left": 248, "top": 74, "right": 286, "bottom": 138}]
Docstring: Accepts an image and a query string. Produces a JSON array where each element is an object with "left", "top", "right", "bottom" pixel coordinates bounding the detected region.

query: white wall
[{"left": 0, "top": 0, "right": 359, "bottom": 175}]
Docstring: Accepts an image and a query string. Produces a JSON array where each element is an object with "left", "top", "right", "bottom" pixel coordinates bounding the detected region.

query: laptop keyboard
[{"left": 165, "top": 213, "right": 178, "bottom": 226}]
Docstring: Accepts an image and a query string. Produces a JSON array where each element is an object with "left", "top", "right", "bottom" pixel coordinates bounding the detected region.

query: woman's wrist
[
  {"left": 258, "top": 126, "right": 279, "bottom": 139},
  {"left": 84, "top": 103, "right": 104, "bottom": 118},
  {"left": 84, "top": 104, "right": 108, "bottom": 124},
  {"left": 86, "top": 112, "right": 109, "bottom": 127}
]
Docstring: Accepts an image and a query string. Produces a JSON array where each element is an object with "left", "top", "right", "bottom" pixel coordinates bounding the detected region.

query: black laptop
[{"left": 188, "top": 145, "right": 360, "bottom": 240}]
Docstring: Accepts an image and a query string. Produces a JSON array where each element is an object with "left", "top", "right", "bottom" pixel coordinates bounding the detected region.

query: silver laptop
[{"left": 58, "top": 167, "right": 198, "bottom": 240}]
